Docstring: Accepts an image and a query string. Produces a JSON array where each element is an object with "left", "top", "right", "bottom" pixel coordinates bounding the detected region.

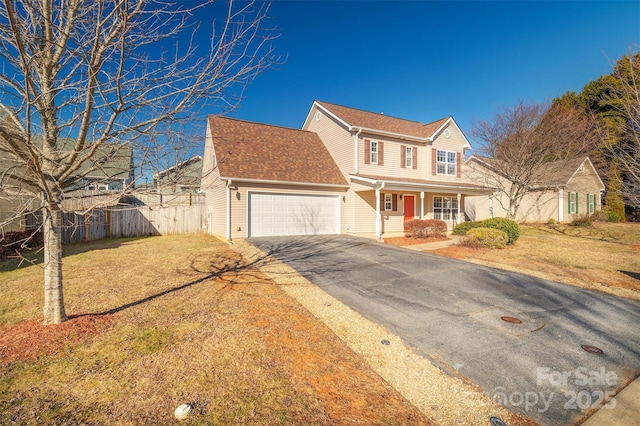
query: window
[
  {"left": 370, "top": 141, "right": 378, "bottom": 164},
  {"left": 568, "top": 192, "right": 578, "bottom": 214},
  {"left": 436, "top": 150, "right": 456, "bottom": 175},
  {"left": 405, "top": 146, "right": 413, "bottom": 168},
  {"left": 384, "top": 193, "right": 393, "bottom": 211},
  {"left": 587, "top": 193, "right": 597, "bottom": 214},
  {"left": 433, "top": 196, "right": 458, "bottom": 221}
]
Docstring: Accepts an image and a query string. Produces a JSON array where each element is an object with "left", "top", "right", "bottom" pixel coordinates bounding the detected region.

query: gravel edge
[{"left": 232, "top": 240, "right": 537, "bottom": 426}]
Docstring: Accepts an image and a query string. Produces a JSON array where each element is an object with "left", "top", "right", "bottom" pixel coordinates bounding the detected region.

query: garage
[{"left": 248, "top": 192, "right": 340, "bottom": 237}]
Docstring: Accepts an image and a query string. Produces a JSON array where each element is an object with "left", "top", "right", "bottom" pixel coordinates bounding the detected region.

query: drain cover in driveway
[{"left": 470, "top": 307, "right": 545, "bottom": 336}]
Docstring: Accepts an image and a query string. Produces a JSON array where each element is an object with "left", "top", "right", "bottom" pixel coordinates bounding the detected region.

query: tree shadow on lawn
[{"left": 81, "top": 235, "right": 362, "bottom": 317}]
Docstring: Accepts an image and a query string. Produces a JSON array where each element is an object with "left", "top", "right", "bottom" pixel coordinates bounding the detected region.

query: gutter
[{"left": 219, "top": 176, "right": 349, "bottom": 189}]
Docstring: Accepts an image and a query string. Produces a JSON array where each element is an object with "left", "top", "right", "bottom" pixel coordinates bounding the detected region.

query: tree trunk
[{"left": 43, "top": 202, "right": 68, "bottom": 324}]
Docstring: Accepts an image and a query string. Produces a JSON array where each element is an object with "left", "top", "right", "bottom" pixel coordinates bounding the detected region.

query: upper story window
[
  {"left": 436, "top": 150, "right": 456, "bottom": 175},
  {"left": 370, "top": 141, "right": 378, "bottom": 164},
  {"left": 364, "top": 139, "right": 383, "bottom": 166},
  {"left": 405, "top": 146, "right": 413, "bottom": 168}
]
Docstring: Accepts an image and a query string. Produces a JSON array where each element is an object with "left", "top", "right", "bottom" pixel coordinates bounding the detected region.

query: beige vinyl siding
[
  {"left": 429, "top": 123, "right": 466, "bottom": 183},
  {"left": 359, "top": 134, "right": 428, "bottom": 180},
  {"left": 304, "top": 106, "right": 354, "bottom": 177},
  {"left": 228, "top": 183, "right": 344, "bottom": 239},
  {"left": 202, "top": 124, "right": 227, "bottom": 237}
]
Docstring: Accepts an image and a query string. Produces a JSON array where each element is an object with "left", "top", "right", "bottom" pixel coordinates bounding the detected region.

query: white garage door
[{"left": 248, "top": 192, "right": 340, "bottom": 237}]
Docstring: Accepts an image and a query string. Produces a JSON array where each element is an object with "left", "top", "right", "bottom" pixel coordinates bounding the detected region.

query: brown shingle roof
[
  {"left": 317, "top": 101, "right": 449, "bottom": 139},
  {"left": 209, "top": 116, "right": 348, "bottom": 186}
]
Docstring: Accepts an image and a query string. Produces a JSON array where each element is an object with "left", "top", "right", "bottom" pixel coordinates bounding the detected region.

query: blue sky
[{"left": 215, "top": 0, "right": 639, "bottom": 149}]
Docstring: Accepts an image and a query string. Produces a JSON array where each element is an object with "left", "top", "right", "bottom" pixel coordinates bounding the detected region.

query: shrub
[
  {"left": 404, "top": 219, "right": 448, "bottom": 238},
  {"left": 479, "top": 218, "right": 520, "bottom": 244},
  {"left": 457, "top": 235, "right": 482, "bottom": 249},
  {"left": 466, "top": 227, "right": 508, "bottom": 249},
  {"left": 605, "top": 209, "right": 621, "bottom": 223},
  {"left": 452, "top": 221, "right": 482, "bottom": 236},
  {"left": 570, "top": 214, "right": 592, "bottom": 227},
  {"left": 0, "top": 230, "right": 42, "bottom": 261}
]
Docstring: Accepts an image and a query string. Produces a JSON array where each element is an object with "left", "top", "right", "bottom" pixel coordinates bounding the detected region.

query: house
[
  {"left": 464, "top": 156, "right": 605, "bottom": 222},
  {"left": 0, "top": 141, "right": 133, "bottom": 231},
  {"left": 202, "top": 101, "right": 492, "bottom": 239},
  {"left": 153, "top": 155, "right": 203, "bottom": 193}
]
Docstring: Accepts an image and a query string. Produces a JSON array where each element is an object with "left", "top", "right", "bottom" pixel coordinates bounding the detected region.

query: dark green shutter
[
  {"left": 568, "top": 192, "right": 571, "bottom": 214},
  {"left": 576, "top": 193, "right": 578, "bottom": 214}
]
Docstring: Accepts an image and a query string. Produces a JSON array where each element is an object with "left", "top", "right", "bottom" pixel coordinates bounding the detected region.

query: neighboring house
[
  {"left": 464, "top": 156, "right": 605, "bottom": 222},
  {"left": 0, "top": 141, "right": 133, "bottom": 231},
  {"left": 154, "top": 155, "right": 203, "bottom": 193},
  {"left": 202, "top": 101, "right": 492, "bottom": 239}
]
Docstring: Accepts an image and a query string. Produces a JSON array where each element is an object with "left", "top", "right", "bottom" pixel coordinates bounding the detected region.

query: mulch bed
[
  {"left": 384, "top": 236, "right": 449, "bottom": 247},
  {"left": 0, "top": 314, "right": 114, "bottom": 365}
]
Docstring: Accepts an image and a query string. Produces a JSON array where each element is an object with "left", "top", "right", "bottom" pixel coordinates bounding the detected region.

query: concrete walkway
[{"left": 385, "top": 234, "right": 463, "bottom": 251}]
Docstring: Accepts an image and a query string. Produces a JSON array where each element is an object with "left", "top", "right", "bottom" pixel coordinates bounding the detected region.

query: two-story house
[{"left": 201, "top": 101, "right": 491, "bottom": 239}]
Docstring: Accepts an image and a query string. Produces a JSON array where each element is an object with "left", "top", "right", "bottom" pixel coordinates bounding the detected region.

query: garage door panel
[{"left": 248, "top": 192, "right": 339, "bottom": 237}]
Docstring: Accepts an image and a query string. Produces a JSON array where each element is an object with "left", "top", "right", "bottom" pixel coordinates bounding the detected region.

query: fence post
[
  {"left": 84, "top": 212, "right": 89, "bottom": 242},
  {"left": 106, "top": 208, "right": 112, "bottom": 239}
]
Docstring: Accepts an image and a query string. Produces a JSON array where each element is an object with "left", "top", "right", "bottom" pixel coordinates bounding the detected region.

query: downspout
[
  {"left": 354, "top": 128, "right": 362, "bottom": 174},
  {"left": 226, "top": 180, "right": 232, "bottom": 240},
  {"left": 375, "top": 182, "right": 385, "bottom": 239}
]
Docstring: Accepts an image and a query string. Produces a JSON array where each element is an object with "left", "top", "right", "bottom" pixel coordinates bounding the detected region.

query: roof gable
[
  {"left": 309, "top": 101, "right": 452, "bottom": 140},
  {"left": 467, "top": 155, "right": 604, "bottom": 189},
  {"left": 208, "top": 116, "right": 347, "bottom": 186}
]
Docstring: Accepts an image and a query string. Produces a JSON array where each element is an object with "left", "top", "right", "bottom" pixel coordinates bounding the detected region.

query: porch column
[
  {"left": 456, "top": 193, "right": 461, "bottom": 224},
  {"left": 420, "top": 192, "right": 425, "bottom": 218},
  {"left": 375, "top": 187, "right": 381, "bottom": 238}
]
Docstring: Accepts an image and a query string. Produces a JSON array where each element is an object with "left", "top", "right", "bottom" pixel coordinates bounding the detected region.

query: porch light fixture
[
  {"left": 399, "top": 194, "right": 403, "bottom": 199},
  {"left": 343, "top": 195, "right": 346, "bottom": 202},
  {"left": 236, "top": 191, "right": 240, "bottom": 200}
]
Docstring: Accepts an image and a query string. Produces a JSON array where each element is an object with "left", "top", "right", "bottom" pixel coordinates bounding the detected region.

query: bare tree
[
  {"left": 0, "top": 0, "right": 278, "bottom": 324},
  {"left": 469, "top": 101, "right": 597, "bottom": 219},
  {"left": 601, "top": 52, "right": 640, "bottom": 208}
]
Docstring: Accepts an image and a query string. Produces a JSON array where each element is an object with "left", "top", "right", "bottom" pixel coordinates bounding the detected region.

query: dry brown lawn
[
  {"left": 0, "top": 234, "right": 428, "bottom": 425},
  {"left": 429, "top": 223, "right": 640, "bottom": 300}
]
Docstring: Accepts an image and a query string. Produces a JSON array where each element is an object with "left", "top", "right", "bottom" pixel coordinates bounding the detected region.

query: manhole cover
[
  {"left": 500, "top": 316, "right": 522, "bottom": 324},
  {"left": 490, "top": 416, "right": 507, "bottom": 426},
  {"left": 581, "top": 344, "right": 603, "bottom": 355}
]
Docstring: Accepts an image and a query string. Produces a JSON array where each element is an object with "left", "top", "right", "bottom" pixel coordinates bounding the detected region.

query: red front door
[{"left": 403, "top": 195, "right": 415, "bottom": 230}]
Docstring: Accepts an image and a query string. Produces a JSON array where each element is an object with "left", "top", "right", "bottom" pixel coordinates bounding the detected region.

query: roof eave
[
  {"left": 220, "top": 176, "right": 349, "bottom": 189},
  {"left": 349, "top": 175, "right": 494, "bottom": 195}
]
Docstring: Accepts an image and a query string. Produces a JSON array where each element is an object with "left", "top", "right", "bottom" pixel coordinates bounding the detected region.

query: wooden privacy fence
[{"left": 27, "top": 204, "right": 207, "bottom": 244}]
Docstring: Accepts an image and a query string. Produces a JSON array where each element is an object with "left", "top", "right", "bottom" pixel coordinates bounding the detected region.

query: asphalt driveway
[{"left": 248, "top": 235, "right": 640, "bottom": 425}]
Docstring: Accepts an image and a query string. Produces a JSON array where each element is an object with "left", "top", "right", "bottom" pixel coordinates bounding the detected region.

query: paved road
[{"left": 249, "top": 235, "right": 640, "bottom": 425}]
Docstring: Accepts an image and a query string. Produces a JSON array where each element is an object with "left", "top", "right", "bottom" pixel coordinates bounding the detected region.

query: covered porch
[{"left": 350, "top": 175, "right": 493, "bottom": 238}]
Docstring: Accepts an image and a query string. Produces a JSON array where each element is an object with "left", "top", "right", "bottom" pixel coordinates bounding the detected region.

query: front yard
[
  {"left": 430, "top": 222, "right": 640, "bottom": 300},
  {"left": 0, "top": 235, "right": 427, "bottom": 424}
]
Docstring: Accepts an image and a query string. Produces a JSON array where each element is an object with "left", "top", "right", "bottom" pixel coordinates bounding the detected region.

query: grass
[
  {"left": 0, "top": 234, "right": 427, "bottom": 425},
  {"left": 438, "top": 222, "right": 640, "bottom": 299}
]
